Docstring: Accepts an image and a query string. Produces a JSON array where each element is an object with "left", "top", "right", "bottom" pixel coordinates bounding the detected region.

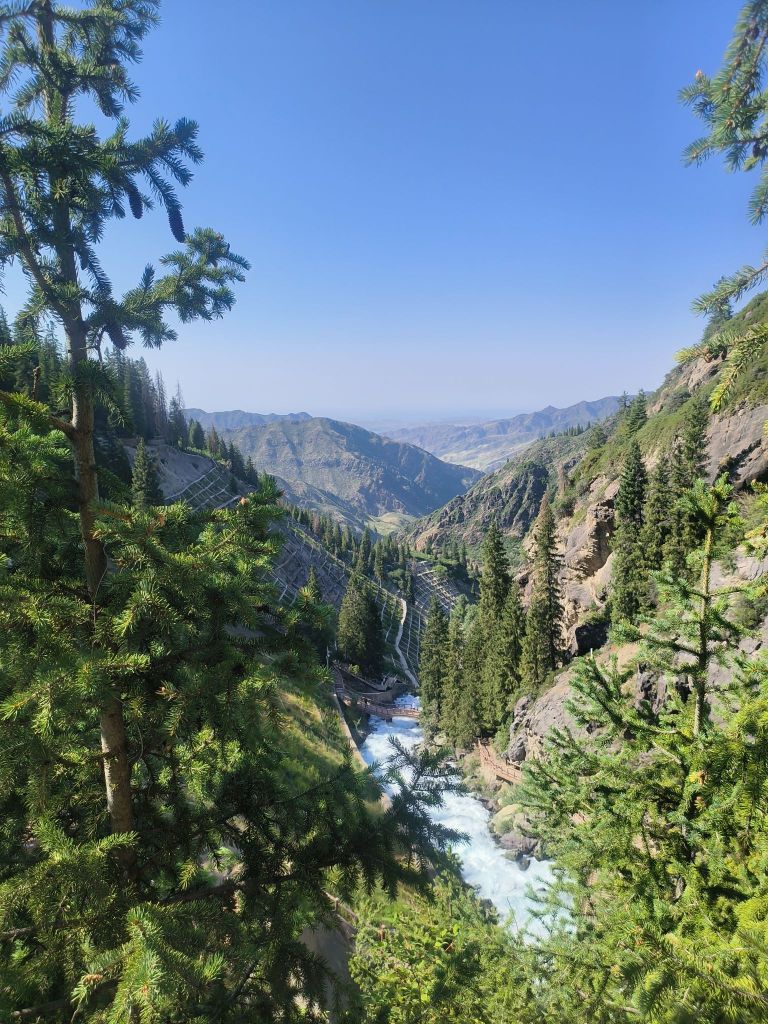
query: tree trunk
[
  {"left": 693, "top": 525, "right": 714, "bottom": 738},
  {"left": 66, "top": 322, "right": 137, "bottom": 877},
  {"left": 100, "top": 696, "right": 138, "bottom": 879},
  {"left": 70, "top": 380, "right": 108, "bottom": 596},
  {"left": 36, "top": 0, "right": 137, "bottom": 879}
]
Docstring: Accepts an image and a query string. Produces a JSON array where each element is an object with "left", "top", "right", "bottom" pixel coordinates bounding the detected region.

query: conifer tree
[
  {"left": 0, "top": 0, "right": 249, "bottom": 600},
  {"left": 439, "top": 602, "right": 481, "bottom": 747},
  {"left": 131, "top": 438, "right": 163, "bottom": 510},
  {"left": 245, "top": 455, "right": 258, "bottom": 486},
  {"left": 1, "top": 417, "right": 460, "bottom": 1019},
  {"left": 419, "top": 596, "right": 448, "bottom": 724},
  {"left": 624, "top": 390, "right": 647, "bottom": 435},
  {"left": 520, "top": 495, "right": 563, "bottom": 691},
  {"left": 207, "top": 424, "right": 221, "bottom": 458},
  {"left": 664, "top": 402, "right": 710, "bottom": 576},
  {"left": 188, "top": 418, "right": 205, "bottom": 450},
  {"left": 337, "top": 575, "right": 384, "bottom": 674},
  {"left": 586, "top": 422, "right": 607, "bottom": 450},
  {"left": 305, "top": 564, "right": 322, "bottom": 603},
  {"left": 611, "top": 438, "right": 648, "bottom": 623},
  {"left": 682, "top": 0, "right": 768, "bottom": 399},
  {"left": 373, "top": 543, "right": 385, "bottom": 582},
  {"left": 519, "top": 479, "right": 767, "bottom": 1020},
  {"left": 478, "top": 521, "right": 510, "bottom": 625},
  {"left": 0, "top": 8, "right": 460, "bottom": 1020},
  {"left": 153, "top": 370, "right": 168, "bottom": 438},
  {"left": 480, "top": 584, "right": 526, "bottom": 734},
  {"left": 167, "top": 386, "right": 188, "bottom": 447},
  {"left": 641, "top": 453, "right": 671, "bottom": 572},
  {"left": 297, "top": 564, "right": 335, "bottom": 660},
  {"left": 228, "top": 440, "right": 246, "bottom": 479}
]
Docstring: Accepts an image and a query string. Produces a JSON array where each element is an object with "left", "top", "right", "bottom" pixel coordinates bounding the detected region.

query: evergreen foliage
[
  {"left": 130, "top": 438, "right": 163, "bottom": 510},
  {"left": 419, "top": 596, "right": 448, "bottom": 724},
  {"left": 611, "top": 439, "right": 648, "bottom": 623},
  {"left": 681, "top": 0, "right": 768, "bottom": 407},
  {"left": 305, "top": 564, "right": 322, "bottom": 603},
  {"left": 518, "top": 478, "right": 768, "bottom": 1021},
  {"left": 480, "top": 585, "right": 526, "bottom": 734},
  {"left": 187, "top": 418, "right": 205, "bottom": 450},
  {"left": 478, "top": 522, "right": 510, "bottom": 624},
  {"left": 337, "top": 574, "right": 385, "bottom": 674},
  {"left": 664, "top": 400, "right": 710, "bottom": 576},
  {"left": 624, "top": 390, "right": 648, "bottom": 435},
  {"left": 0, "top": 405, "right": 458, "bottom": 1020},
  {"left": 0, "top": 5, "right": 457, "bottom": 1019},
  {"left": 641, "top": 453, "right": 672, "bottom": 576},
  {"left": 520, "top": 496, "right": 563, "bottom": 691}
]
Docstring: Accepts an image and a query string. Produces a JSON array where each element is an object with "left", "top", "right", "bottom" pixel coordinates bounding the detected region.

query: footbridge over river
[{"left": 332, "top": 678, "right": 420, "bottom": 720}]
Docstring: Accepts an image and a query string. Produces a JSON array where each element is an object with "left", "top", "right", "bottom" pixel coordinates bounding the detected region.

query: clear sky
[{"left": 26, "top": 1, "right": 768, "bottom": 423}]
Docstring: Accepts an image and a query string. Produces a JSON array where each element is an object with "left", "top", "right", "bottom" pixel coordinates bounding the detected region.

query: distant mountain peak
[
  {"left": 183, "top": 409, "right": 312, "bottom": 430},
  {"left": 387, "top": 395, "right": 625, "bottom": 471}
]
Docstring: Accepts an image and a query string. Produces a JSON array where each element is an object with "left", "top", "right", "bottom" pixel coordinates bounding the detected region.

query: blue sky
[{"left": 24, "top": 2, "right": 766, "bottom": 422}]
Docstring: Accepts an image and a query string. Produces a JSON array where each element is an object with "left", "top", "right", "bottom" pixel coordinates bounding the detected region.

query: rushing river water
[{"left": 359, "top": 695, "right": 551, "bottom": 928}]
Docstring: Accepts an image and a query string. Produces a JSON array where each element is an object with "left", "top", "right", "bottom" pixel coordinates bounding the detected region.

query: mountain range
[
  {"left": 214, "top": 415, "right": 482, "bottom": 530},
  {"left": 183, "top": 408, "right": 312, "bottom": 430},
  {"left": 387, "top": 396, "right": 625, "bottom": 470}
]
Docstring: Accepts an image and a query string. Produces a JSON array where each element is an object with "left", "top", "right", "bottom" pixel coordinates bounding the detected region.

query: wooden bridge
[
  {"left": 476, "top": 741, "right": 523, "bottom": 785},
  {"left": 333, "top": 682, "right": 420, "bottom": 721}
]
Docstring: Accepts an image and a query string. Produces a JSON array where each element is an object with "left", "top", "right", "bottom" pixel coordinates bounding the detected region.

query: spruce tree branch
[
  {"left": 0, "top": 163, "right": 71, "bottom": 327},
  {"left": 0, "top": 925, "right": 36, "bottom": 941},
  {"left": 49, "top": 414, "right": 76, "bottom": 440},
  {"left": 9, "top": 996, "right": 72, "bottom": 1021},
  {"left": 10, "top": 980, "right": 118, "bottom": 1022}
]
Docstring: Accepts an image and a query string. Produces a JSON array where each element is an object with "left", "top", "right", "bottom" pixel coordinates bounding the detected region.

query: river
[{"left": 359, "top": 695, "right": 552, "bottom": 929}]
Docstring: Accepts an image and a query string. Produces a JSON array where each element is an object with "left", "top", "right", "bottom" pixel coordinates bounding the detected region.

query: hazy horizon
[{"left": 183, "top": 388, "right": 649, "bottom": 434}]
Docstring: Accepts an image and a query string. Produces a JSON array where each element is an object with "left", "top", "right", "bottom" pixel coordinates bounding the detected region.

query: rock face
[
  {"left": 409, "top": 460, "right": 549, "bottom": 551},
  {"left": 562, "top": 495, "right": 615, "bottom": 580},
  {"left": 573, "top": 617, "right": 610, "bottom": 656},
  {"left": 706, "top": 404, "right": 768, "bottom": 486},
  {"left": 491, "top": 802, "right": 540, "bottom": 861},
  {"left": 558, "top": 481, "right": 618, "bottom": 649},
  {"left": 405, "top": 432, "right": 588, "bottom": 552},
  {"left": 506, "top": 679, "right": 581, "bottom": 765}
]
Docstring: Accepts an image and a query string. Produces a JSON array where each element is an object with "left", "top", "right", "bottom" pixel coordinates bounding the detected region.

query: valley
[{"left": 189, "top": 412, "right": 483, "bottom": 529}]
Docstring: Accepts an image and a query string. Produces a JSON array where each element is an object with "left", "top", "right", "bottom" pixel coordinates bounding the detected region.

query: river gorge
[{"left": 359, "top": 695, "right": 552, "bottom": 928}]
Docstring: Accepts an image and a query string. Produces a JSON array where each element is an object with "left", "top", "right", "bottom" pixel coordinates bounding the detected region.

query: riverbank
[{"left": 452, "top": 744, "right": 543, "bottom": 865}]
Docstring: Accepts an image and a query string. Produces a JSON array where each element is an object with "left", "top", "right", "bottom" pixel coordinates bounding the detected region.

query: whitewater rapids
[{"left": 359, "top": 694, "right": 552, "bottom": 928}]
